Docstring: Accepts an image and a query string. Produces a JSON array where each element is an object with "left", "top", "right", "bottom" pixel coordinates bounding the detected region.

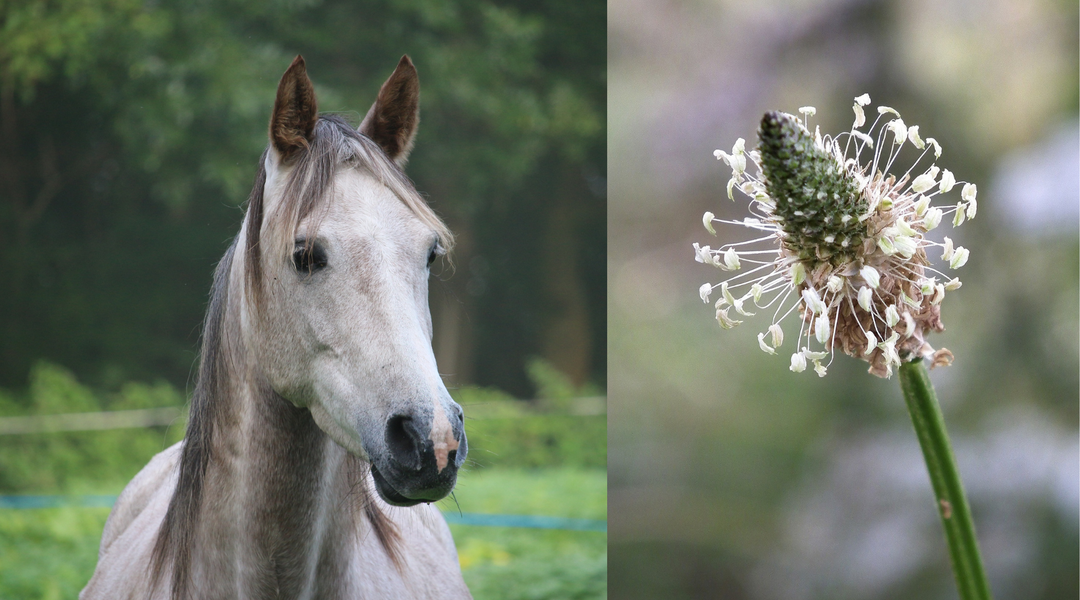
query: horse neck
[{"left": 190, "top": 275, "right": 361, "bottom": 598}]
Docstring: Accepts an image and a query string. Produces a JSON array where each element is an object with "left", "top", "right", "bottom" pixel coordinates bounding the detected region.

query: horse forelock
[{"left": 244, "top": 114, "right": 453, "bottom": 314}]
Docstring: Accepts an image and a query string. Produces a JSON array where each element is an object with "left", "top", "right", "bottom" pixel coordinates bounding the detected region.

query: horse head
[{"left": 238, "top": 55, "right": 466, "bottom": 506}]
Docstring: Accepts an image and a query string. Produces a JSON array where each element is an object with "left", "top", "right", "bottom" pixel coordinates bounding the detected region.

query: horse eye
[
  {"left": 427, "top": 241, "right": 444, "bottom": 267},
  {"left": 293, "top": 241, "right": 328, "bottom": 275}
]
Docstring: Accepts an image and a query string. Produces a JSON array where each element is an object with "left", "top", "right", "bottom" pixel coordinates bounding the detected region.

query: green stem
[{"left": 899, "top": 359, "right": 992, "bottom": 600}]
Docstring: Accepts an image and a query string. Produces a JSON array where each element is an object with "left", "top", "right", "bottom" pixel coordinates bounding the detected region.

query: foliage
[
  {"left": 466, "top": 414, "right": 606, "bottom": 469},
  {"left": 0, "top": 362, "right": 184, "bottom": 493},
  {"left": 0, "top": 0, "right": 605, "bottom": 398},
  {"left": 0, "top": 507, "right": 109, "bottom": 600},
  {"left": 452, "top": 383, "right": 606, "bottom": 469}
]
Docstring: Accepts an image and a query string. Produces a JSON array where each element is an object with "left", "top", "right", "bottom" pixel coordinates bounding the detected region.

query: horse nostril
[{"left": 385, "top": 414, "right": 423, "bottom": 471}]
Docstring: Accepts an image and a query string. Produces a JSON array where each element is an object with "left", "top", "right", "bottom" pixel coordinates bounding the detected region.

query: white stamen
[
  {"left": 769, "top": 323, "right": 784, "bottom": 347},
  {"left": 924, "top": 207, "right": 942, "bottom": 230},
  {"left": 864, "top": 330, "right": 877, "bottom": 355},
  {"left": 813, "top": 361, "right": 827, "bottom": 377},
  {"left": 699, "top": 283, "right": 713, "bottom": 304},
  {"left": 790, "top": 262, "right": 806, "bottom": 285},
  {"left": 912, "top": 171, "right": 937, "bottom": 193},
  {"left": 926, "top": 137, "right": 942, "bottom": 158},
  {"left": 901, "top": 312, "right": 915, "bottom": 337},
  {"left": 723, "top": 247, "right": 741, "bottom": 270},
  {"left": 894, "top": 235, "right": 917, "bottom": 258},
  {"left": 919, "top": 278, "right": 936, "bottom": 295},
  {"left": 801, "top": 287, "right": 826, "bottom": 315},
  {"left": 950, "top": 246, "right": 969, "bottom": 269},
  {"left": 790, "top": 352, "right": 807, "bottom": 373},
  {"left": 953, "top": 202, "right": 966, "bottom": 227},
  {"left": 814, "top": 314, "right": 830, "bottom": 345},
  {"left": 860, "top": 265, "right": 881, "bottom": 289},
  {"left": 858, "top": 286, "right": 873, "bottom": 311},
  {"left": 961, "top": 182, "right": 977, "bottom": 203},
  {"left": 853, "top": 103, "right": 866, "bottom": 128},
  {"left": 941, "top": 237, "right": 954, "bottom": 261},
  {"left": 757, "top": 332, "right": 776, "bottom": 355},
  {"left": 717, "top": 308, "right": 741, "bottom": 329},
  {"left": 939, "top": 169, "right": 955, "bottom": 193},
  {"left": 885, "top": 305, "right": 900, "bottom": 327},
  {"left": 907, "top": 125, "right": 925, "bottom": 149},
  {"left": 931, "top": 284, "right": 945, "bottom": 305},
  {"left": 914, "top": 195, "right": 930, "bottom": 217}
]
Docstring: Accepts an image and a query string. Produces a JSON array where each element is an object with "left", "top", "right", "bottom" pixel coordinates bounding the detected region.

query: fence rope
[
  {"left": 0, "top": 407, "right": 183, "bottom": 435},
  {"left": 0, "top": 495, "right": 607, "bottom": 532}
]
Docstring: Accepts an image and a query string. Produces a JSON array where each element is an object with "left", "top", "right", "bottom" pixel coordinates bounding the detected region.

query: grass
[
  {"left": 0, "top": 365, "right": 607, "bottom": 598},
  {"left": 0, "top": 467, "right": 606, "bottom": 599},
  {"left": 444, "top": 467, "right": 608, "bottom": 600}
]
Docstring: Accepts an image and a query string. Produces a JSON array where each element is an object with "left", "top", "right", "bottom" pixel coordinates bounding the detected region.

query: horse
[{"left": 81, "top": 55, "right": 472, "bottom": 599}]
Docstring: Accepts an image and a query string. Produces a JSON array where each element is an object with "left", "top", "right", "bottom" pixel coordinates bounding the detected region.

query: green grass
[
  {"left": 0, "top": 507, "right": 110, "bottom": 600},
  {"left": 442, "top": 467, "right": 607, "bottom": 600},
  {"left": 0, "top": 468, "right": 606, "bottom": 599},
  {"left": 0, "top": 365, "right": 607, "bottom": 598}
]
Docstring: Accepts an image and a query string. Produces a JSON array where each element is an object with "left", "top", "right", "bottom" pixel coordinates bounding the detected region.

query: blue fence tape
[
  {"left": 0, "top": 495, "right": 607, "bottom": 532},
  {"left": 444, "top": 513, "right": 606, "bottom": 532},
  {"left": 0, "top": 495, "right": 119, "bottom": 509}
]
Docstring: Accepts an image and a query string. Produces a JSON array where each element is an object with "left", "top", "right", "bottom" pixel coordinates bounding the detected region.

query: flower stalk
[
  {"left": 695, "top": 96, "right": 992, "bottom": 598},
  {"left": 899, "top": 359, "right": 992, "bottom": 600}
]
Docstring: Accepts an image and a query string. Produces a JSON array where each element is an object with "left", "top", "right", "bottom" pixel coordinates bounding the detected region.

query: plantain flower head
[{"left": 696, "top": 95, "right": 975, "bottom": 378}]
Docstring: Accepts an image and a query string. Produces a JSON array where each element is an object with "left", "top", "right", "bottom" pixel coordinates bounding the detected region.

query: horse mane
[
  {"left": 150, "top": 114, "right": 441, "bottom": 598},
  {"left": 149, "top": 237, "right": 237, "bottom": 597}
]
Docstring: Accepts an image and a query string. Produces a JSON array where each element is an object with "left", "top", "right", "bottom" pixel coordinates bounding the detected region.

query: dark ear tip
[
  {"left": 288, "top": 55, "right": 307, "bottom": 71},
  {"left": 396, "top": 55, "right": 417, "bottom": 75}
]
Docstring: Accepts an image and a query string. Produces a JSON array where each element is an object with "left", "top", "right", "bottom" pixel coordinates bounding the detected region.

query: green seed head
[{"left": 758, "top": 111, "right": 867, "bottom": 263}]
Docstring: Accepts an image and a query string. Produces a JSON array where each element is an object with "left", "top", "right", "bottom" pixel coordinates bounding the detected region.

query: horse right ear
[
  {"left": 359, "top": 55, "right": 420, "bottom": 167},
  {"left": 270, "top": 55, "right": 318, "bottom": 161}
]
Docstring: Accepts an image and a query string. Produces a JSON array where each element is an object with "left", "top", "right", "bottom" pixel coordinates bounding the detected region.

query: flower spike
[{"left": 694, "top": 96, "right": 973, "bottom": 377}]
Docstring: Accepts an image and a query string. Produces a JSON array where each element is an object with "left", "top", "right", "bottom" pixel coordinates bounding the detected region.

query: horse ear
[
  {"left": 270, "top": 55, "right": 318, "bottom": 161},
  {"left": 359, "top": 55, "right": 420, "bottom": 167}
]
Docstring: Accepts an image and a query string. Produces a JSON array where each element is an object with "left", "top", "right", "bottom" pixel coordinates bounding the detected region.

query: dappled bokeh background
[
  {"left": 0, "top": 1, "right": 605, "bottom": 597},
  {"left": 609, "top": 0, "right": 1078, "bottom": 598},
  {"left": 0, "top": 0, "right": 605, "bottom": 398}
]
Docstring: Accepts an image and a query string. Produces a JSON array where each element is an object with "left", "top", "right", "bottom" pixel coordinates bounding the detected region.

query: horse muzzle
[{"left": 369, "top": 404, "right": 467, "bottom": 507}]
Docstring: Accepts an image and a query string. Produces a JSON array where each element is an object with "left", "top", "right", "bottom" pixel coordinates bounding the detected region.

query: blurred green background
[
  {"left": 0, "top": 0, "right": 605, "bottom": 597},
  {"left": 609, "top": 0, "right": 1077, "bottom": 599},
  {"left": 0, "top": 0, "right": 605, "bottom": 398}
]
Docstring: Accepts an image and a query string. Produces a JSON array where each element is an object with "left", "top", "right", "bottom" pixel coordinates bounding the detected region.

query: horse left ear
[
  {"left": 359, "top": 55, "right": 420, "bottom": 167},
  {"left": 270, "top": 55, "right": 319, "bottom": 162}
]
